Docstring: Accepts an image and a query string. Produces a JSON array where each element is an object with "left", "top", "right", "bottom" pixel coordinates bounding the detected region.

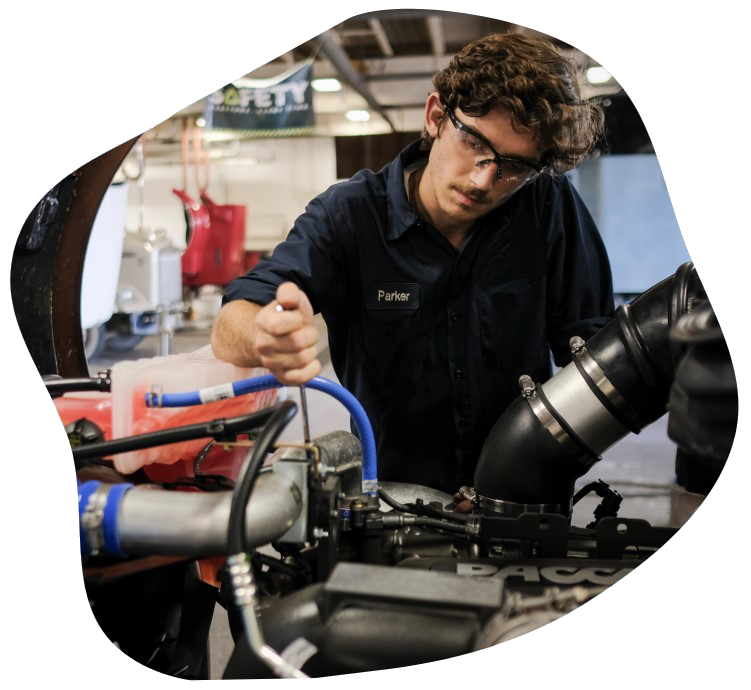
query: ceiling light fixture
[
  {"left": 312, "top": 78, "right": 342, "bottom": 92},
  {"left": 586, "top": 66, "right": 612, "bottom": 85},
  {"left": 345, "top": 109, "right": 370, "bottom": 122}
]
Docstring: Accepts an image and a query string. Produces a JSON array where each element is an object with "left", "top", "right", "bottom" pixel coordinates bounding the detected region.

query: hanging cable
[
  {"left": 192, "top": 118, "right": 209, "bottom": 196},
  {"left": 180, "top": 117, "right": 190, "bottom": 194},
  {"left": 224, "top": 399, "right": 308, "bottom": 679},
  {"left": 227, "top": 400, "right": 298, "bottom": 554}
]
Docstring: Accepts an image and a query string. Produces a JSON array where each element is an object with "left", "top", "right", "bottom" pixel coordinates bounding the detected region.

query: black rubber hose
[
  {"left": 227, "top": 400, "right": 298, "bottom": 555},
  {"left": 408, "top": 516, "right": 469, "bottom": 534},
  {"left": 380, "top": 513, "right": 470, "bottom": 535},
  {"left": 474, "top": 396, "right": 588, "bottom": 508},
  {"left": 584, "top": 262, "right": 703, "bottom": 425},
  {"left": 72, "top": 408, "right": 277, "bottom": 461},
  {"left": 377, "top": 488, "right": 469, "bottom": 524},
  {"left": 474, "top": 262, "right": 706, "bottom": 510},
  {"left": 45, "top": 375, "right": 111, "bottom": 397}
]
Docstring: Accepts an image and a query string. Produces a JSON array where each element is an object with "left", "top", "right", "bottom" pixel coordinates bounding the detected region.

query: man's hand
[{"left": 254, "top": 282, "right": 321, "bottom": 385}]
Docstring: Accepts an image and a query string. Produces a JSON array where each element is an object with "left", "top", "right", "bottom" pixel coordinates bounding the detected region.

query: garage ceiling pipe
[{"left": 315, "top": 30, "right": 397, "bottom": 132}]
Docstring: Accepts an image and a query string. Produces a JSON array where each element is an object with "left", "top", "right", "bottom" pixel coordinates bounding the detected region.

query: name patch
[{"left": 366, "top": 283, "right": 420, "bottom": 310}]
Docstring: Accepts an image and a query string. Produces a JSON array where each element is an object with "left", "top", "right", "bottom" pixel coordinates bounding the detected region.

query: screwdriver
[{"left": 275, "top": 302, "right": 311, "bottom": 446}]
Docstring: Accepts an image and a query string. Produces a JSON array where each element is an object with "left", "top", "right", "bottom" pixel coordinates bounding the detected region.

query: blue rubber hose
[
  {"left": 78, "top": 480, "right": 133, "bottom": 557},
  {"left": 145, "top": 375, "right": 378, "bottom": 495}
]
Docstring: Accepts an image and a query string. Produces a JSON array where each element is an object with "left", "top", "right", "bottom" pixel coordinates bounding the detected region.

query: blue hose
[
  {"left": 145, "top": 374, "right": 378, "bottom": 495},
  {"left": 78, "top": 480, "right": 134, "bottom": 557}
]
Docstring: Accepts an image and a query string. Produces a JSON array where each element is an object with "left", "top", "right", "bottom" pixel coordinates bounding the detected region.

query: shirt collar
[{"left": 386, "top": 140, "right": 427, "bottom": 240}]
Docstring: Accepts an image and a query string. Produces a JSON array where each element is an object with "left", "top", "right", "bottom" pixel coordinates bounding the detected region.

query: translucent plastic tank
[{"left": 110, "top": 345, "right": 276, "bottom": 475}]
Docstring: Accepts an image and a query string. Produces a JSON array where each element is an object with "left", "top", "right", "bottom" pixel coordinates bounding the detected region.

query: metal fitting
[
  {"left": 569, "top": 336, "right": 585, "bottom": 354},
  {"left": 518, "top": 375, "right": 536, "bottom": 399},
  {"left": 457, "top": 486, "right": 478, "bottom": 505},
  {"left": 227, "top": 553, "right": 258, "bottom": 608}
]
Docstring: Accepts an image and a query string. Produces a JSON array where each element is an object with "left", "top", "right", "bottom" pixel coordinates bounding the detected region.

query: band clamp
[
  {"left": 527, "top": 393, "right": 571, "bottom": 447},
  {"left": 80, "top": 484, "right": 110, "bottom": 556},
  {"left": 572, "top": 346, "right": 642, "bottom": 433},
  {"left": 576, "top": 349, "right": 633, "bottom": 414},
  {"left": 477, "top": 494, "right": 564, "bottom": 517}
]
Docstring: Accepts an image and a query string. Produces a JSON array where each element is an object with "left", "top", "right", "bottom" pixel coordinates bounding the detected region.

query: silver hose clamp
[
  {"left": 81, "top": 484, "right": 110, "bottom": 556},
  {"left": 575, "top": 348, "right": 631, "bottom": 415},
  {"left": 518, "top": 375, "right": 536, "bottom": 399},
  {"left": 527, "top": 392, "right": 573, "bottom": 448},
  {"left": 148, "top": 384, "right": 164, "bottom": 408},
  {"left": 457, "top": 486, "right": 479, "bottom": 505},
  {"left": 477, "top": 494, "right": 564, "bottom": 516}
]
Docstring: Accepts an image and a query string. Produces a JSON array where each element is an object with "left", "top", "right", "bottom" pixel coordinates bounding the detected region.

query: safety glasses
[{"left": 441, "top": 99, "right": 544, "bottom": 185}]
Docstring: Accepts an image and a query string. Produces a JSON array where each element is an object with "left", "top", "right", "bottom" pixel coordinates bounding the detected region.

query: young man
[{"left": 211, "top": 33, "right": 615, "bottom": 496}]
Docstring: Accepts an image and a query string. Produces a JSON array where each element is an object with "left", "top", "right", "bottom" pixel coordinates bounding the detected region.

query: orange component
[
  {"left": 196, "top": 555, "right": 227, "bottom": 589},
  {"left": 53, "top": 385, "right": 277, "bottom": 484},
  {"left": 127, "top": 385, "right": 277, "bottom": 469},
  {"left": 53, "top": 392, "right": 113, "bottom": 439}
]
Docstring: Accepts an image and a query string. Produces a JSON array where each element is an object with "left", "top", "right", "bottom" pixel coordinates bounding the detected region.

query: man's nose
[{"left": 468, "top": 163, "right": 497, "bottom": 191}]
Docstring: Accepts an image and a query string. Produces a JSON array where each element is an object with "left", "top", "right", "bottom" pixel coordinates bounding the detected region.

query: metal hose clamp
[
  {"left": 81, "top": 484, "right": 110, "bottom": 556},
  {"left": 457, "top": 486, "right": 479, "bottom": 505},
  {"left": 477, "top": 494, "right": 563, "bottom": 516},
  {"left": 575, "top": 348, "right": 632, "bottom": 415},
  {"left": 527, "top": 392, "right": 571, "bottom": 447}
]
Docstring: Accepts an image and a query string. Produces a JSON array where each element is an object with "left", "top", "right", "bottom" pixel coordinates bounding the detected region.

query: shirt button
[
  {"left": 449, "top": 312, "right": 460, "bottom": 321},
  {"left": 454, "top": 369, "right": 464, "bottom": 380}
]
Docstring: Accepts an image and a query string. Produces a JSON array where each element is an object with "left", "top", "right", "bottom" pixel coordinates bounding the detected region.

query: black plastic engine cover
[{"left": 223, "top": 557, "right": 634, "bottom": 678}]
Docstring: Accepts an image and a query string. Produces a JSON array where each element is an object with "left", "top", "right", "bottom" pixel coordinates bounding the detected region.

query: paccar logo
[{"left": 456, "top": 563, "right": 633, "bottom": 586}]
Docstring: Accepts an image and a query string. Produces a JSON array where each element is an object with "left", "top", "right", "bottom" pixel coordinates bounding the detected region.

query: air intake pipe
[
  {"left": 78, "top": 471, "right": 303, "bottom": 558},
  {"left": 473, "top": 262, "right": 704, "bottom": 517}
]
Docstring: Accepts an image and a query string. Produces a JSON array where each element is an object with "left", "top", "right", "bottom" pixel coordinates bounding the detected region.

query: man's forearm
[
  {"left": 210, "top": 299, "right": 264, "bottom": 368},
  {"left": 211, "top": 283, "right": 321, "bottom": 384}
]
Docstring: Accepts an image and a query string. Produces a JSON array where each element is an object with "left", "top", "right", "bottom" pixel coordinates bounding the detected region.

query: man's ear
[{"left": 424, "top": 92, "right": 445, "bottom": 138}]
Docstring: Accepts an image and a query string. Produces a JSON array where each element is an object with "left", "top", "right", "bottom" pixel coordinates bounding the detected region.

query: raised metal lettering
[
  {"left": 540, "top": 566, "right": 585, "bottom": 585},
  {"left": 495, "top": 565, "right": 541, "bottom": 583}
]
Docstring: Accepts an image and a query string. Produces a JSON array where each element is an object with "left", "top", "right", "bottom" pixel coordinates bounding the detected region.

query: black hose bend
[
  {"left": 227, "top": 400, "right": 298, "bottom": 555},
  {"left": 473, "top": 262, "right": 705, "bottom": 515}
]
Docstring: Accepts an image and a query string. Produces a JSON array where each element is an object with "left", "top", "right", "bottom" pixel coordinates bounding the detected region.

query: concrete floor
[{"left": 87, "top": 320, "right": 702, "bottom": 679}]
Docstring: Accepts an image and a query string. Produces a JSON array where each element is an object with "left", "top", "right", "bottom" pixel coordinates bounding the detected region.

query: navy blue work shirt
[{"left": 224, "top": 140, "right": 614, "bottom": 495}]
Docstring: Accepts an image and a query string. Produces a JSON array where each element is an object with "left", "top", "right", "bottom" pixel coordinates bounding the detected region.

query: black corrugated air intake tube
[{"left": 473, "top": 262, "right": 705, "bottom": 517}]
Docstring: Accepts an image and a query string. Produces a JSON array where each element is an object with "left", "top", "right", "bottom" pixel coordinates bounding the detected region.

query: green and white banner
[{"left": 204, "top": 61, "right": 314, "bottom": 135}]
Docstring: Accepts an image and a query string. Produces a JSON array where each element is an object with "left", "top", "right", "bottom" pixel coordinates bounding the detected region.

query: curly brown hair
[{"left": 423, "top": 33, "right": 604, "bottom": 174}]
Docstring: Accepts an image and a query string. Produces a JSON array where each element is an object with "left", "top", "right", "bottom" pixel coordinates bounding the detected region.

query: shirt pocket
[
  {"left": 358, "top": 309, "right": 429, "bottom": 394},
  {"left": 476, "top": 277, "right": 550, "bottom": 371}
]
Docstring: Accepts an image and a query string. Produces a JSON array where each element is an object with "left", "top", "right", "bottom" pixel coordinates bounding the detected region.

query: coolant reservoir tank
[{"left": 110, "top": 345, "right": 276, "bottom": 475}]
